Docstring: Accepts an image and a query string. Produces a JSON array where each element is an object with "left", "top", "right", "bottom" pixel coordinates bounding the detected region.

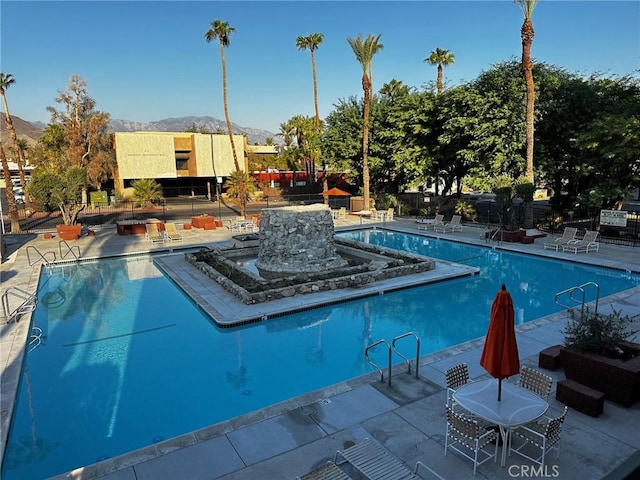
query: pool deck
[{"left": 1, "top": 215, "right": 640, "bottom": 480}]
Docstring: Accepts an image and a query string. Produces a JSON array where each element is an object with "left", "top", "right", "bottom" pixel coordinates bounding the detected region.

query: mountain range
[{"left": 2, "top": 115, "right": 277, "bottom": 146}]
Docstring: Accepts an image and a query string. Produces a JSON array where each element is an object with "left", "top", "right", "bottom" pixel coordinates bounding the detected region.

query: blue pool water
[{"left": 3, "top": 232, "right": 639, "bottom": 479}]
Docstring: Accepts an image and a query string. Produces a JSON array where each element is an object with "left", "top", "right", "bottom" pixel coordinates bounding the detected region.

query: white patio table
[{"left": 453, "top": 378, "right": 549, "bottom": 466}]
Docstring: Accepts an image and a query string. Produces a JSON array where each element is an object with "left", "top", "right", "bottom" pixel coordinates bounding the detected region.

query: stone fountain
[
  {"left": 255, "top": 204, "right": 347, "bottom": 278},
  {"left": 185, "top": 204, "right": 437, "bottom": 306}
]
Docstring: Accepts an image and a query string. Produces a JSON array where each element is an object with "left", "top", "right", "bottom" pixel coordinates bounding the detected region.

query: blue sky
[{"left": 2, "top": 1, "right": 639, "bottom": 133}]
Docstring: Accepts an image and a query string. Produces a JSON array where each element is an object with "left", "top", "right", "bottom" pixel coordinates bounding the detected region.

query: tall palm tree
[
  {"left": 347, "top": 34, "right": 383, "bottom": 212},
  {"left": 295, "top": 33, "right": 324, "bottom": 133},
  {"left": 515, "top": 0, "right": 539, "bottom": 184},
  {"left": 296, "top": 33, "right": 327, "bottom": 201},
  {"left": 205, "top": 20, "right": 246, "bottom": 216},
  {"left": 0, "top": 72, "right": 22, "bottom": 232},
  {"left": 0, "top": 142, "right": 20, "bottom": 232},
  {"left": 423, "top": 47, "right": 455, "bottom": 95}
]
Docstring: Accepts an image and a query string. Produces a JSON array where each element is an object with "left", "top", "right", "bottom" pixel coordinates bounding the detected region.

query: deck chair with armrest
[
  {"left": 509, "top": 406, "right": 568, "bottom": 469},
  {"left": 434, "top": 215, "right": 463, "bottom": 233},
  {"left": 543, "top": 227, "right": 577, "bottom": 251},
  {"left": 517, "top": 366, "right": 553, "bottom": 400},
  {"left": 145, "top": 223, "right": 164, "bottom": 244},
  {"left": 417, "top": 214, "right": 444, "bottom": 231},
  {"left": 163, "top": 222, "right": 184, "bottom": 243},
  {"left": 562, "top": 230, "right": 599, "bottom": 254}
]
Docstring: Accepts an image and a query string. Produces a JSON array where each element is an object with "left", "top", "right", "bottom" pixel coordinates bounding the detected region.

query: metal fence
[{"left": 4, "top": 195, "right": 640, "bottom": 247}]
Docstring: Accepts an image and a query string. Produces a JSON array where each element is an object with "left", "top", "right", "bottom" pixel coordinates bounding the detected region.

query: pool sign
[{"left": 600, "top": 209, "right": 627, "bottom": 227}]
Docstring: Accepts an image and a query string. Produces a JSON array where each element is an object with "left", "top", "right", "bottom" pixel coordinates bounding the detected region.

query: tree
[
  {"left": 424, "top": 48, "right": 455, "bottom": 95},
  {"left": 515, "top": 0, "right": 539, "bottom": 184},
  {"left": 132, "top": 178, "right": 162, "bottom": 208},
  {"left": 295, "top": 33, "right": 324, "bottom": 133},
  {"left": 0, "top": 142, "right": 20, "bottom": 232},
  {"left": 45, "top": 75, "right": 114, "bottom": 196},
  {"left": 0, "top": 72, "right": 24, "bottom": 232},
  {"left": 223, "top": 170, "right": 257, "bottom": 202},
  {"left": 205, "top": 20, "right": 246, "bottom": 216},
  {"left": 296, "top": 33, "right": 326, "bottom": 200},
  {"left": 28, "top": 166, "right": 87, "bottom": 225},
  {"left": 347, "top": 33, "right": 383, "bottom": 211}
]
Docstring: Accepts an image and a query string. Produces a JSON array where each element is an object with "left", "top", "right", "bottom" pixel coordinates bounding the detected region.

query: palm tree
[
  {"left": 347, "top": 34, "right": 383, "bottom": 212},
  {"left": 423, "top": 47, "right": 455, "bottom": 95},
  {"left": 0, "top": 72, "right": 22, "bottom": 232},
  {"left": 295, "top": 33, "right": 324, "bottom": 133},
  {"left": 515, "top": 0, "right": 539, "bottom": 184},
  {"left": 296, "top": 33, "right": 327, "bottom": 201},
  {"left": 0, "top": 142, "right": 20, "bottom": 232},
  {"left": 205, "top": 20, "right": 246, "bottom": 216}
]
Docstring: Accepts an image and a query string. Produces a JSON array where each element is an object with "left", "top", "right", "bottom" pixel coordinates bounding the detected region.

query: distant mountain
[
  {"left": 3, "top": 115, "right": 278, "bottom": 147},
  {"left": 0, "top": 115, "right": 44, "bottom": 146},
  {"left": 108, "top": 116, "right": 278, "bottom": 145}
]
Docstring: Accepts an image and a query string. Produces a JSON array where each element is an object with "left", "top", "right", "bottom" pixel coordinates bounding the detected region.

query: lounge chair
[
  {"left": 145, "top": 223, "right": 164, "bottom": 244},
  {"left": 434, "top": 215, "right": 462, "bottom": 233},
  {"left": 335, "top": 438, "right": 443, "bottom": 480},
  {"left": 164, "top": 222, "right": 183, "bottom": 243},
  {"left": 417, "top": 214, "right": 444, "bottom": 231},
  {"left": 543, "top": 227, "right": 577, "bottom": 251},
  {"left": 336, "top": 207, "right": 347, "bottom": 219},
  {"left": 562, "top": 230, "right": 599, "bottom": 254},
  {"left": 296, "top": 461, "right": 351, "bottom": 480}
]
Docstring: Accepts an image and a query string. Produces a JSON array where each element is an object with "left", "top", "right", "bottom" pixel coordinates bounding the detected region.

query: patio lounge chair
[
  {"left": 434, "top": 215, "right": 462, "bottom": 233},
  {"left": 164, "top": 222, "right": 183, "bottom": 243},
  {"left": 562, "top": 230, "right": 599, "bottom": 254},
  {"left": 335, "top": 438, "right": 443, "bottom": 480},
  {"left": 145, "top": 223, "right": 164, "bottom": 244},
  {"left": 417, "top": 214, "right": 444, "bottom": 231},
  {"left": 542, "top": 227, "right": 577, "bottom": 251},
  {"left": 296, "top": 461, "right": 351, "bottom": 480}
]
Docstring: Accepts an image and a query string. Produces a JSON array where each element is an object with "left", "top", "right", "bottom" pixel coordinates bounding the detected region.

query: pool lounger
[{"left": 334, "top": 438, "right": 444, "bottom": 480}]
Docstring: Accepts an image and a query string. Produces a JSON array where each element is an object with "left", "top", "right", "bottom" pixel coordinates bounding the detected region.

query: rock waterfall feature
[{"left": 255, "top": 204, "right": 348, "bottom": 278}]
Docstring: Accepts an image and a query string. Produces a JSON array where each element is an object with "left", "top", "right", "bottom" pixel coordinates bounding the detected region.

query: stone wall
[{"left": 255, "top": 204, "right": 347, "bottom": 277}]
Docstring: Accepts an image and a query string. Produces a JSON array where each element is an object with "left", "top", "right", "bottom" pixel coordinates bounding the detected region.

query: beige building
[{"left": 113, "top": 132, "right": 248, "bottom": 196}]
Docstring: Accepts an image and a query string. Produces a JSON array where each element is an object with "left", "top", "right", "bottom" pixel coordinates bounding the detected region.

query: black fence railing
[{"left": 5, "top": 195, "right": 639, "bottom": 247}]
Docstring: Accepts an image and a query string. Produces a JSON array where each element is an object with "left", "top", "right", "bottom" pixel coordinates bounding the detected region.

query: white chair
[
  {"left": 509, "top": 406, "right": 568, "bottom": 469},
  {"left": 543, "top": 227, "right": 577, "bottom": 251},
  {"left": 445, "top": 363, "right": 471, "bottom": 410},
  {"left": 417, "top": 214, "right": 444, "bottom": 231},
  {"left": 145, "top": 223, "right": 164, "bottom": 244},
  {"left": 163, "top": 222, "right": 183, "bottom": 242},
  {"left": 562, "top": 230, "right": 599, "bottom": 254},
  {"left": 518, "top": 366, "right": 553, "bottom": 400},
  {"left": 445, "top": 406, "right": 498, "bottom": 475},
  {"left": 434, "top": 215, "right": 462, "bottom": 233}
]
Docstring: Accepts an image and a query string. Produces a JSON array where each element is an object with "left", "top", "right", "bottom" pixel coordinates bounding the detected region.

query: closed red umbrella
[{"left": 480, "top": 284, "right": 520, "bottom": 400}]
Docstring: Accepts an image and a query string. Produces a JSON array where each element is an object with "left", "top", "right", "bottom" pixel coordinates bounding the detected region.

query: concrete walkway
[{"left": 1, "top": 215, "right": 639, "bottom": 480}]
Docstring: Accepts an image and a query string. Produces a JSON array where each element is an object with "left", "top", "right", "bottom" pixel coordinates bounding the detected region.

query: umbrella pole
[{"left": 498, "top": 378, "right": 502, "bottom": 401}]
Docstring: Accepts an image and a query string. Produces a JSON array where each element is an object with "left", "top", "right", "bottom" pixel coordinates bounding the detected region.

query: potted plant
[
  {"left": 560, "top": 305, "right": 640, "bottom": 406},
  {"left": 28, "top": 166, "right": 88, "bottom": 240}
]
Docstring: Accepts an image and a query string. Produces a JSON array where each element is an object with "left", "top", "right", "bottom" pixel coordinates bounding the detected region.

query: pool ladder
[
  {"left": 365, "top": 332, "right": 420, "bottom": 387},
  {"left": 555, "top": 281, "right": 600, "bottom": 316},
  {"left": 1, "top": 286, "right": 38, "bottom": 324}
]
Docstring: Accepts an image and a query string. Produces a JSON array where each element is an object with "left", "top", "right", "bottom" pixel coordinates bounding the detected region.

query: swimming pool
[{"left": 3, "top": 232, "right": 639, "bottom": 479}]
